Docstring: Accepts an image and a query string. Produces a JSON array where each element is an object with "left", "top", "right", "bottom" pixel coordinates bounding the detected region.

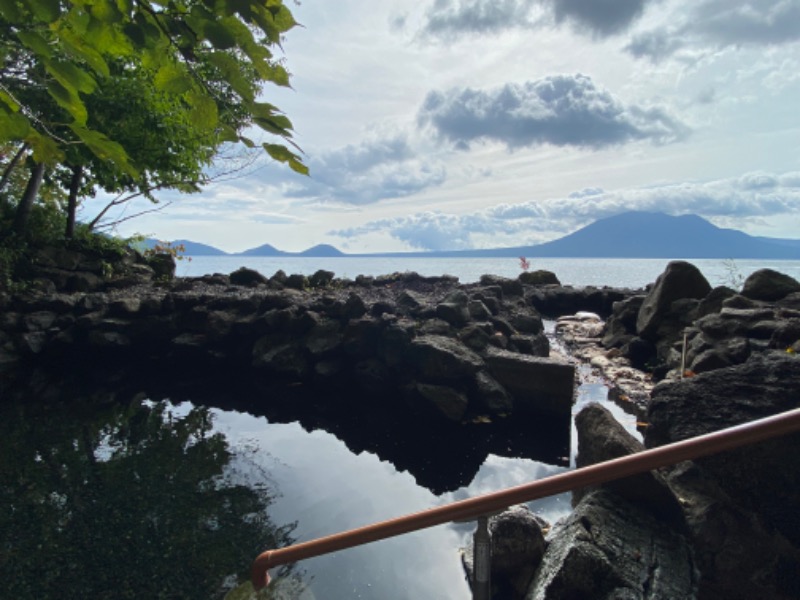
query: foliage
[
  {"left": 0, "top": 396, "right": 303, "bottom": 599},
  {"left": 145, "top": 239, "right": 192, "bottom": 261},
  {"left": 0, "top": 0, "right": 307, "bottom": 175}
]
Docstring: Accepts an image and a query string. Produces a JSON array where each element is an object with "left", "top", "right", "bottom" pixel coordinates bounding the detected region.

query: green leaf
[
  {"left": 217, "top": 124, "right": 240, "bottom": 143},
  {"left": 253, "top": 116, "right": 289, "bottom": 136},
  {"left": 186, "top": 90, "right": 218, "bottom": 131},
  {"left": 204, "top": 22, "right": 238, "bottom": 50},
  {"left": 59, "top": 29, "right": 111, "bottom": 76},
  {"left": 45, "top": 59, "right": 98, "bottom": 94},
  {"left": 0, "top": 0, "right": 23, "bottom": 23},
  {"left": 269, "top": 5, "right": 297, "bottom": 32},
  {"left": 0, "top": 111, "right": 31, "bottom": 139},
  {"left": 0, "top": 89, "right": 21, "bottom": 112},
  {"left": 16, "top": 30, "right": 53, "bottom": 58},
  {"left": 89, "top": 0, "right": 123, "bottom": 23},
  {"left": 27, "top": 131, "right": 65, "bottom": 163},
  {"left": 207, "top": 51, "right": 255, "bottom": 101},
  {"left": 86, "top": 15, "right": 134, "bottom": 55},
  {"left": 122, "top": 22, "right": 146, "bottom": 48},
  {"left": 154, "top": 63, "right": 194, "bottom": 94},
  {"left": 263, "top": 143, "right": 308, "bottom": 175},
  {"left": 27, "top": 0, "right": 61, "bottom": 22},
  {"left": 47, "top": 80, "right": 88, "bottom": 124},
  {"left": 70, "top": 125, "right": 138, "bottom": 176},
  {"left": 252, "top": 60, "right": 291, "bottom": 87}
]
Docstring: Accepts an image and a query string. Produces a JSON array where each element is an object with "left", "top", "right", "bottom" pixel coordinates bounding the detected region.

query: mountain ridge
[{"left": 147, "top": 212, "right": 800, "bottom": 259}]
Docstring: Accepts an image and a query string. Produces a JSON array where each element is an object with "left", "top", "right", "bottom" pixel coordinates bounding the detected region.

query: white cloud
[
  {"left": 418, "top": 74, "right": 688, "bottom": 150},
  {"left": 626, "top": 0, "right": 800, "bottom": 61},
  {"left": 330, "top": 170, "right": 800, "bottom": 250}
]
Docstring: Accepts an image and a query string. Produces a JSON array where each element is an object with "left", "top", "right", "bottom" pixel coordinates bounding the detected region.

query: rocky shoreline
[{"left": 2, "top": 249, "right": 799, "bottom": 599}]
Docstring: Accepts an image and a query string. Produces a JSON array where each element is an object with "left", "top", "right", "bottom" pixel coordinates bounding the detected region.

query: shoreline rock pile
[{"left": 3, "top": 251, "right": 799, "bottom": 599}]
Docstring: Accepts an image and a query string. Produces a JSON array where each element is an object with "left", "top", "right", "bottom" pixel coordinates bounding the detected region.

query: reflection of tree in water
[{"left": 0, "top": 396, "right": 305, "bottom": 599}]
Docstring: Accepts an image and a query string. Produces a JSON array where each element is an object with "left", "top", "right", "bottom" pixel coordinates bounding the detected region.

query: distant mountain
[
  {"left": 237, "top": 243, "right": 285, "bottom": 257},
  {"left": 297, "top": 244, "right": 345, "bottom": 257},
  {"left": 519, "top": 212, "right": 800, "bottom": 259},
  {"left": 148, "top": 212, "right": 800, "bottom": 260},
  {"left": 236, "top": 243, "right": 345, "bottom": 257},
  {"left": 403, "top": 212, "right": 798, "bottom": 259},
  {"left": 755, "top": 237, "right": 800, "bottom": 249}
]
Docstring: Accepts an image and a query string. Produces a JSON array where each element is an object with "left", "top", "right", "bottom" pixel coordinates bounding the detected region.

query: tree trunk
[
  {"left": 12, "top": 162, "right": 45, "bottom": 236},
  {"left": 0, "top": 143, "right": 29, "bottom": 193},
  {"left": 65, "top": 165, "right": 83, "bottom": 239}
]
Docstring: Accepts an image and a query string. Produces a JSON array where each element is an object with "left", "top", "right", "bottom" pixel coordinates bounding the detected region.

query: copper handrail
[{"left": 252, "top": 406, "right": 800, "bottom": 589}]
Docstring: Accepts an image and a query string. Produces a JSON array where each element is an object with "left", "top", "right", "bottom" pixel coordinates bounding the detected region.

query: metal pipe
[
  {"left": 252, "top": 407, "right": 800, "bottom": 590},
  {"left": 472, "top": 515, "right": 491, "bottom": 600}
]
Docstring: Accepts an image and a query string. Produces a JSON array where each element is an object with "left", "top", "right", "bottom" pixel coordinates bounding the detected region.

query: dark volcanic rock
[
  {"left": 526, "top": 489, "right": 696, "bottom": 600},
  {"left": 573, "top": 403, "right": 682, "bottom": 521},
  {"left": 636, "top": 260, "right": 711, "bottom": 341},
  {"left": 741, "top": 268, "right": 800, "bottom": 302},
  {"left": 518, "top": 270, "right": 560, "bottom": 286},
  {"left": 229, "top": 266, "right": 268, "bottom": 287},
  {"left": 646, "top": 352, "right": 800, "bottom": 599}
]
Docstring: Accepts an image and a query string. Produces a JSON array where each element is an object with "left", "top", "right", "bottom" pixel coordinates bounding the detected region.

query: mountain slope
[{"left": 505, "top": 212, "right": 799, "bottom": 259}]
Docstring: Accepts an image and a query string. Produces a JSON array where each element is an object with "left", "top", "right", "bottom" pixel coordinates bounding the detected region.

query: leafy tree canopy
[{"left": 0, "top": 0, "right": 308, "bottom": 176}]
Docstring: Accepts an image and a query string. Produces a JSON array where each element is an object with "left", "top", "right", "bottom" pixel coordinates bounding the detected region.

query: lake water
[
  {"left": 4, "top": 256, "right": 798, "bottom": 599},
  {"left": 176, "top": 256, "right": 800, "bottom": 290}
]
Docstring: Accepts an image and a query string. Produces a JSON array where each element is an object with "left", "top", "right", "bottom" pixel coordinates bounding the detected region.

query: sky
[{"left": 82, "top": 0, "right": 800, "bottom": 253}]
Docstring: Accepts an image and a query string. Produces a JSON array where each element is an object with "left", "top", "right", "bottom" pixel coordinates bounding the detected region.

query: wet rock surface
[{"left": 526, "top": 489, "right": 696, "bottom": 600}]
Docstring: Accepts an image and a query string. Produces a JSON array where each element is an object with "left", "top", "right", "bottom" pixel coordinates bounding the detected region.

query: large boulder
[
  {"left": 636, "top": 260, "right": 711, "bottom": 341},
  {"left": 741, "top": 268, "right": 800, "bottom": 302},
  {"left": 484, "top": 349, "right": 574, "bottom": 419},
  {"left": 525, "top": 489, "right": 696, "bottom": 600},
  {"left": 573, "top": 403, "right": 682, "bottom": 521},
  {"left": 646, "top": 352, "right": 800, "bottom": 598}
]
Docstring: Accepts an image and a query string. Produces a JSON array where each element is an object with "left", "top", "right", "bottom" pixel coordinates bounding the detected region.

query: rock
[
  {"left": 472, "top": 370, "right": 514, "bottom": 414},
  {"left": 665, "top": 460, "right": 800, "bottom": 600},
  {"left": 353, "top": 358, "right": 391, "bottom": 393},
  {"left": 397, "top": 289, "right": 425, "bottom": 310},
  {"left": 741, "top": 268, "right": 800, "bottom": 301},
  {"left": 528, "top": 286, "right": 629, "bottom": 319},
  {"left": 479, "top": 274, "right": 524, "bottom": 297},
  {"left": 647, "top": 352, "right": 800, "bottom": 549},
  {"left": 436, "top": 291, "right": 470, "bottom": 326},
  {"left": 645, "top": 352, "right": 800, "bottom": 599},
  {"left": 148, "top": 253, "right": 176, "bottom": 280},
  {"left": 468, "top": 299, "right": 492, "bottom": 321},
  {"left": 526, "top": 489, "right": 696, "bottom": 600},
  {"left": 408, "top": 335, "right": 484, "bottom": 380},
  {"left": 459, "top": 324, "right": 492, "bottom": 351},
  {"left": 696, "top": 285, "right": 737, "bottom": 318},
  {"left": 463, "top": 506, "right": 549, "bottom": 600},
  {"left": 509, "top": 311, "right": 544, "bottom": 335},
  {"left": 484, "top": 349, "right": 574, "bottom": 419},
  {"left": 284, "top": 273, "right": 308, "bottom": 290},
  {"left": 308, "top": 269, "right": 335, "bottom": 288},
  {"left": 637, "top": 261, "right": 711, "bottom": 338},
  {"left": 230, "top": 266, "right": 268, "bottom": 287},
  {"left": 416, "top": 383, "right": 469, "bottom": 421},
  {"left": 573, "top": 403, "right": 682, "bottom": 521},
  {"left": 602, "top": 295, "right": 645, "bottom": 349},
  {"left": 518, "top": 270, "right": 560, "bottom": 286}
]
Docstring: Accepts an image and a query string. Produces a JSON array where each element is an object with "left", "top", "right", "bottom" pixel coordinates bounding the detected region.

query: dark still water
[{"left": 0, "top": 368, "right": 596, "bottom": 600}]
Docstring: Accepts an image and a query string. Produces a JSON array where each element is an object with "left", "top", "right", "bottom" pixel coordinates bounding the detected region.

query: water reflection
[
  {"left": 0, "top": 390, "right": 304, "bottom": 600},
  {"left": 1, "top": 369, "right": 575, "bottom": 600}
]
